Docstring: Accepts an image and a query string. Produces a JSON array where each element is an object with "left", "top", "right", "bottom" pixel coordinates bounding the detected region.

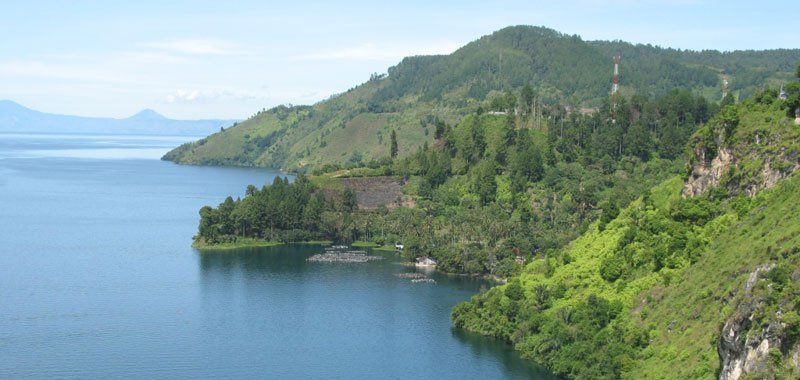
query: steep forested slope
[
  {"left": 163, "top": 26, "right": 800, "bottom": 170},
  {"left": 451, "top": 94, "right": 800, "bottom": 379}
]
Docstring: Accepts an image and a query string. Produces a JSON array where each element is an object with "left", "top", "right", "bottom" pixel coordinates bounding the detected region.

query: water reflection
[
  {"left": 197, "top": 245, "right": 557, "bottom": 379},
  {"left": 198, "top": 245, "right": 314, "bottom": 277},
  {"left": 452, "top": 328, "right": 559, "bottom": 379}
]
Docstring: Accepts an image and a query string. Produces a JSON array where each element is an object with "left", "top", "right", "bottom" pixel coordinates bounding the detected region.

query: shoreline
[
  {"left": 194, "top": 238, "right": 505, "bottom": 282},
  {"left": 193, "top": 238, "right": 332, "bottom": 251},
  {"left": 193, "top": 239, "right": 401, "bottom": 252}
]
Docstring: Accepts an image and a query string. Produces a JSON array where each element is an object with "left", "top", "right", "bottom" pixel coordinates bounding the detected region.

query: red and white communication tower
[{"left": 611, "top": 53, "right": 621, "bottom": 95}]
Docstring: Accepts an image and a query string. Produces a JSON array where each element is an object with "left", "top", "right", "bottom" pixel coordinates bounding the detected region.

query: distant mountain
[
  {"left": 164, "top": 25, "right": 800, "bottom": 170},
  {"left": 0, "top": 100, "right": 237, "bottom": 136},
  {"left": 127, "top": 108, "right": 168, "bottom": 121}
]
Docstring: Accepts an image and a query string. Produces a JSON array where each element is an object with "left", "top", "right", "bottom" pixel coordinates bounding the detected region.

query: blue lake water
[{"left": 0, "top": 133, "right": 554, "bottom": 379}]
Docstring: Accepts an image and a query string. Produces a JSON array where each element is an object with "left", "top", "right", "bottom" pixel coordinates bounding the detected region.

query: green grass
[
  {"left": 374, "top": 245, "right": 401, "bottom": 252},
  {"left": 628, "top": 173, "right": 800, "bottom": 378},
  {"left": 351, "top": 241, "right": 379, "bottom": 248},
  {"left": 293, "top": 240, "right": 334, "bottom": 245},
  {"left": 352, "top": 241, "right": 400, "bottom": 251},
  {"left": 454, "top": 168, "right": 800, "bottom": 378},
  {"left": 310, "top": 175, "right": 345, "bottom": 190},
  {"left": 193, "top": 238, "right": 333, "bottom": 251},
  {"left": 192, "top": 237, "right": 283, "bottom": 250}
]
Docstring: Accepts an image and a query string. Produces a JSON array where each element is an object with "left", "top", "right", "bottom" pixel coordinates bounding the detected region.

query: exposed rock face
[
  {"left": 683, "top": 146, "right": 734, "bottom": 197},
  {"left": 683, "top": 128, "right": 800, "bottom": 198},
  {"left": 718, "top": 264, "right": 777, "bottom": 380},
  {"left": 340, "top": 176, "right": 408, "bottom": 210},
  {"left": 319, "top": 176, "right": 414, "bottom": 210},
  {"left": 749, "top": 160, "right": 787, "bottom": 197}
]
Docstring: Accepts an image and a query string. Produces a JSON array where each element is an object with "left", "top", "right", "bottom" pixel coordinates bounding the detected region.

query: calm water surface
[{"left": 0, "top": 133, "right": 554, "bottom": 379}]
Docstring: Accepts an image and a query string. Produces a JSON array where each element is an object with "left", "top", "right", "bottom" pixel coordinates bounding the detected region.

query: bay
[{"left": 0, "top": 133, "right": 553, "bottom": 379}]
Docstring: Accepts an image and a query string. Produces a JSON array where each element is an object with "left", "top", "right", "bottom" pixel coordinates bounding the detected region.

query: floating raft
[
  {"left": 307, "top": 251, "right": 382, "bottom": 263},
  {"left": 411, "top": 278, "right": 436, "bottom": 284},
  {"left": 396, "top": 273, "right": 427, "bottom": 279},
  {"left": 396, "top": 272, "right": 436, "bottom": 284}
]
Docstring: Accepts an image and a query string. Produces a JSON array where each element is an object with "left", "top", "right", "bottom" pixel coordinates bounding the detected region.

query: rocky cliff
[
  {"left": 718, "top": 264, "right": 778, "bottom": 380},
  {"left": 681, "top": 97, "right": 800, "bottom": 380},
  {"left": 684, "top": 100, "right": 800, "bottom": 198}
]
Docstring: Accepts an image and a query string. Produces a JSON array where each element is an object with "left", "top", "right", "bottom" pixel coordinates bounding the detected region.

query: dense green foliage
[
  {"left": 452, "top": 96, "right": 800, "bottom": 378},
  {"left": 372, "top": 89, "right": 711, "bottom": 274},
  {"left": 163, "top": 26, "right": 800, "bottom": 171},
  {"left": 197, "top": 88, "right": 714, "bottom": 278},
  {"left": 195, "top": 175, "right": 354, "bottom": 246},
  {"left": 185, "top": 28, "right": 800, "bottom": 374},
  {"left": 451, "top": 177, "right": 720, "bottom": 378}
]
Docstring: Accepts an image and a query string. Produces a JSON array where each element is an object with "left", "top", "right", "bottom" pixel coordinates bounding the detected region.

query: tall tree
[
  {"left": 520, "top": 84, "right": 534, "bottom": 114},
  {"left": 624, "top": 123, "right": 652, "bottom": 160},
  {"left": 472, "top": 160, "right": 497, "bottom": 206},
  {"left": 434, "top": 119, "right": 446, "bottom": 140},
  {"left": 390, "top": 129, "right": 398, "bottom": 159},
  {"left": 720, "top": 93, "right": 735, "bottom": 108},
  {"left": 342, "top": 188, "right": 358, "bottom": 212},
  {"left": 510, "top": 132, "right": 543, "bottom": 192}
]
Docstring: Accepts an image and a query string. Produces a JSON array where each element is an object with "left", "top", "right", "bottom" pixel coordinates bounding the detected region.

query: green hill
[
  {"left": 186, "top": 44, "right": 800, "bottom": 376},
  {"left": 190, "top": 87, "right": 715, "bottom": 274},
  {"left": 162, "top": 26, "right": 800, "bottom": 171},
  {"left": 451, "top": 94, "right": 800, "bottom": 378}
]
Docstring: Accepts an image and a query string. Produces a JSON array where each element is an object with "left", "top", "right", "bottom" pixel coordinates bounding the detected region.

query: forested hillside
[
  {"left": 163, "top": 26, "right": 800, "bottom": 171},
  {"left": 452, "top": 89, "right": 800, "bottom": 379},
  {"left": 189, "top": 28, "right": 800, "bottom": 376},
  {"left": 194, "top": 87, "right": 716, "bottom": 275}
]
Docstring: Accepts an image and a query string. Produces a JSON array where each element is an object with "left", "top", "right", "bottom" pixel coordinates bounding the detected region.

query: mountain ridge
[{"left": 162, "top": 25, "right": 800, "bottom": 170}]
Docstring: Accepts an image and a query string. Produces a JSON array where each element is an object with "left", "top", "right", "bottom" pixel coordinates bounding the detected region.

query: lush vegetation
[
  {"left": 188, "top": 33, "right": 800, "bottom": 375},
  {"left": 194, "top": 175, "right": 359, "bottom": 246},
  {"left": 687, "top": 79, "right": 800, "bottom": 196},
  {"left": 451, "top": 93, "right": 800, "bottom": 379},
  {"left": 197, "top": 87, "right": 716, "bottom": 278},
  {"left": 163, "top": 26, "right": 800, "bottom": 171}
]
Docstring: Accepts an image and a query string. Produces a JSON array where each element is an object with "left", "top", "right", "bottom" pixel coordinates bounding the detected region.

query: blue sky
[{"left": 1, "top": 0, "right": 796, "bottom": 119}]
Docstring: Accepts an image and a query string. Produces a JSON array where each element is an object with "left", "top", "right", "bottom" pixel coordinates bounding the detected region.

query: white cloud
[
  {"left": 145, "top": 39, "right": 244, "bottom": 55},
  {"left": 296, "top": 41, "right": 461, "bottom": 61},
  {"left": 165, "top": 89, "right": 261, "bottom": 103}
]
